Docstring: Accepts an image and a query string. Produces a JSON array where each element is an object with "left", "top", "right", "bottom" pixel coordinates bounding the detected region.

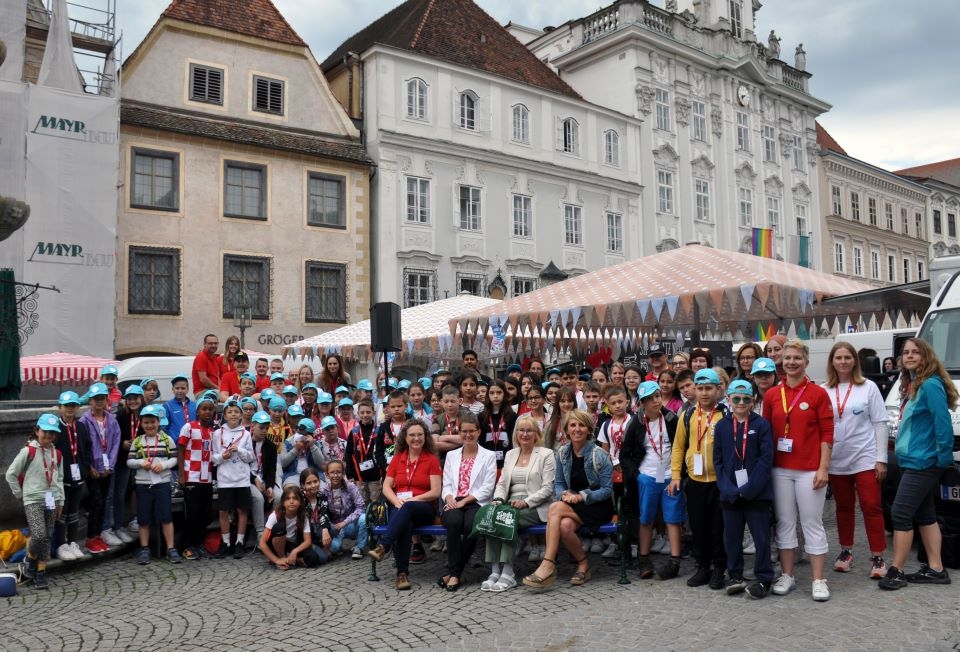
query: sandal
[
  {"left": 522, "top": 558, "right": 557, "bottom": 590},
  {"left": 570, "top": 557, "right": 591, "bottom": 586},
  {"left": 445, "top": 577, "right": 461, "bottom": 592}
]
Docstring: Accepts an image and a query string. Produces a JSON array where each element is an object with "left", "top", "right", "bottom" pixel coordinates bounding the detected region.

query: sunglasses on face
[{"left": 729, "top": 396, "right": 753, "bottom": 405}]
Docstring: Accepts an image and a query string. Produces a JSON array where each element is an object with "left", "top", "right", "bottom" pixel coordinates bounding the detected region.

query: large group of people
[{"left": 4, "top": 333, "right": 954, "bottom": 601}]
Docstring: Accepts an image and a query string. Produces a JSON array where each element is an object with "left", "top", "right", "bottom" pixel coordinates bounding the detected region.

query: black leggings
[
  {"left": 442, "top": 503, "right": 480, "bottom": 577},
  {"left": 57, "top": 483, "right": 84, "bottom": 546},
  {"left": 183, "top": 483, "right": 214, "bottom": 548},
  {"left": 86, "top": 475, "right": 112, "bottom": 538}
]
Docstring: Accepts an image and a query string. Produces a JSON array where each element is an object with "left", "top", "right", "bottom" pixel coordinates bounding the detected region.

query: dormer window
[
  {"left": 190, "top": 64, "right": 223, "bottom": 105},
  {"left": 253, "top": 76, "right": 284, "bottom": 115}
]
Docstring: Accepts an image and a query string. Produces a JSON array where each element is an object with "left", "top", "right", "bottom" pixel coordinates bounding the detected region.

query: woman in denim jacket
[{"left": 523, "top": 410, "right": 613, "bottom": 590}]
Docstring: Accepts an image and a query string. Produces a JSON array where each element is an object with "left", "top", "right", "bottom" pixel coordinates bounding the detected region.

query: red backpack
[{"left": 17, "top": 445, "right": 61, "bottom": 488}]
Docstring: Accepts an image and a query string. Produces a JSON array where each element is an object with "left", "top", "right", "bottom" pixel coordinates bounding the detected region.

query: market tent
[
  {"left": 283, "top": 294, "right": 503, "bottom": 362},
  {"left": 21, "top": 351, "right": 118, "bottom": 385},
  {"left": 451, "top": 245, "right": 876, "bottom": 354}
]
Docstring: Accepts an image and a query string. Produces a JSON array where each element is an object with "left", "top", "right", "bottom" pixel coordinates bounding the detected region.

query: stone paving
[{"left": 2, "top": 501, "right": 959, "bottom": 651}]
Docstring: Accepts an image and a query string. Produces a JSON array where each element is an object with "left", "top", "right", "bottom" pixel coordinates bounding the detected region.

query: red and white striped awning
[{"left": 20, "top": 352, "right": 118, "bottom": 386}]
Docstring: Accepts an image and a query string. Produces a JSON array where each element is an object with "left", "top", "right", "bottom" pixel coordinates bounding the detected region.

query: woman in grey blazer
[{"left": 482, "top": 414, "right": 557, "bottom": 592}]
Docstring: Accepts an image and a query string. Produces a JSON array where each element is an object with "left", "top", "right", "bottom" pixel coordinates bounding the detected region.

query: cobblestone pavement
[{"left": 2, "top": 501, "right": 959, "bottom": 651}]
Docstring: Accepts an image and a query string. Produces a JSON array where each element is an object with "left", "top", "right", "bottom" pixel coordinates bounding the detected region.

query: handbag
[
  {"left": 365, "top": 499, "right": 390, "bottom": 527},
  {"left": 471, "top": 503, "right": 519, "bottom": 543}
]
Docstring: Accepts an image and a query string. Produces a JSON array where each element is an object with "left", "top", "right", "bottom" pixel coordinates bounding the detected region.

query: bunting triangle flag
[
  {"left": 740, "top": 285, "right": 755, "bottom": 312},
  {"left": 636, "top": 299, "right": 650, "bottom": 323},
  {"left": 665, "top": 295, "right": 679, "bottom": 320},
  {"left": 650, "top": 297, "right": 665, "bottom": 321}
]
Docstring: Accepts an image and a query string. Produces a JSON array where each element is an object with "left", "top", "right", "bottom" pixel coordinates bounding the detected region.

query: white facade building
[
  {"left": 524, "top": 0, "right": 831, "bottom": 269},
  {"left": 323, "top": 0, "right": 642, "bottom": 307}
]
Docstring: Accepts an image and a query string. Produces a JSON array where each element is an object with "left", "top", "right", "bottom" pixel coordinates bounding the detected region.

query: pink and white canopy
[
  {"left": 283, "top": 294, "right": 503, "bottom": 362},
  {"left": 21, "top": 352, "right": 118, "bottom": 386},
  {"left": 451, "top": 245, "right": 876, "bottom": 349}
]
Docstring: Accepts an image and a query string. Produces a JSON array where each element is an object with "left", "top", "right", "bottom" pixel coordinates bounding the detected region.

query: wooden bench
[{"left": 366, "top": 502, "right": 630, "bottom": 584}]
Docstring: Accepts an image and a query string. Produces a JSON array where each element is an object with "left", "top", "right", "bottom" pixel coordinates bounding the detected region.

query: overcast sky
[{"left": 115, "top": 0, "right": 959, "bottom": 171}]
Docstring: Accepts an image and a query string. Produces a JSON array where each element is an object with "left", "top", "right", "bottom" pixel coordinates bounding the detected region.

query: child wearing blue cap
[
  {"left": 249, "top": 412, "right": 279, "bottom": 541},
  {"left": 98, "top": 364, "right": 122, "bottom": 410},
  {"left": 54, "top": 391, "right": 91, "bottom": 561},
  {"left": 109, "top": 386, "right": 146, "bottom": 546},
  {"left": 713, "top": 380, "right": 775, "bottom": 598},
  {"left": 163, "top": 376, "right": 196, "bottom": 442},
  {"left": 266, "top": 397, "right": 293, "bottom": 450},
  {"left": 212, "top": 401, "right": 255, "bottom": 558},
  {"left": 127, "top": 405, "right": 181, "bottom": 564},
  {"left": 5, "top": 414, "right": 64, "bottom": 588},
  {"left": 80, "top": 383, "right": 121, "bottom": 554},
  {"left": 177, "top": 393, "right": 218, "bottom": 560},
  {"left": 279, "top": 418, "right": 324, "bottom": 486}
]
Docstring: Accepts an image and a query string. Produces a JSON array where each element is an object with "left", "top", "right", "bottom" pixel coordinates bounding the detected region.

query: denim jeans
[
  {"left": 384, "top": 501, "right": 436, "bottom": 574},
  {"left": 330, "top": 514, "right": 368, "bottom": 553},
  {"left": 891, "top": 467, "right": 943, "bottom": 531}
]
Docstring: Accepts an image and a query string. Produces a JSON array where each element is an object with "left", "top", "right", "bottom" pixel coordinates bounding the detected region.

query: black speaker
[{"left": 371, "top": 302, "right": 401, "bottom": 352}]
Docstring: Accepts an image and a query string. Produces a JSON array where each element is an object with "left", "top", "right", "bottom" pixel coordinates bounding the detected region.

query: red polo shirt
[
  {"left": 386, "top": 450, "right": 441, "bottom": 497},
  {"left": 762, "top": 378, "right": 834, "bottom": 472},
  {"left": 255, "top": 375, "right": 271, "bottom": 392},
  {"left": 219, "top": 371, "right": 241, "bottom": 397},
  {"left": 192, "top": 351, "right": 221, "bottom": 396}
]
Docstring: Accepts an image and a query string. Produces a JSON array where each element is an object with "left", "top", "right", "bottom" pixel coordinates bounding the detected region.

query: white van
[{"left": 115, "top": 356, "right": 195, "bottom": 399}]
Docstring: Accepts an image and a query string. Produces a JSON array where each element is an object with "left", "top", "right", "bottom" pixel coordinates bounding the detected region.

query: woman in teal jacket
[{"left": 879, "top": 338, "right": 958, "bottom": 590}]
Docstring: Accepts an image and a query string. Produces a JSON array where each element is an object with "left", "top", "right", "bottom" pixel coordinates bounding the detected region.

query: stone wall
[{"left": 0, "top": 402, "right": 57, "bottom": 529}]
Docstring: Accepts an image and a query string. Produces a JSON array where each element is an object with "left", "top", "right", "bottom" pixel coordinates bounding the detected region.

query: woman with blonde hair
[
  {"left": 879, "top": 338, "right": 957, "bottom": 590},
  {"left": 482, "top": 415, "right": 556, "bottom": 592},
  {"left": 822, "top": 341, "right": 889, "bottom": 579}
]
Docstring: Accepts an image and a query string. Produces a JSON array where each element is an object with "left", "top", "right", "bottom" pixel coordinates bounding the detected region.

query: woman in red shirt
[
  {"left": 368, "top": 419, "right": 441, "bottom": 590},
  {"left": 762, "top": 339, "right": 834, "bottom": 602}
]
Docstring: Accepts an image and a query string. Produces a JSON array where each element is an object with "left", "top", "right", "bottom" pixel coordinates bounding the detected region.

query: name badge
[
  {"left": 359, "top": 459, "right": 375, "bottom": 472},
  {"left": 777, "top": 438, "right": 793, "bottom": 453},
  {"left": 693, "top": 453, "right": 704, "bottom": 476},
  {"left": 385, "top": 453, "right": 394, "bottom": 465},
  {"left": 495, "top": 450, "right": 504, "bottom": 461},
  {"left": 101, "top": 453, "right": 111, "bottom": 470},
  {"left": 70, "top": 463, "right": 81, "bottom": 481},
  {"left": 655, "top": 462, "right": 667, "bottom": 483},
  {"left": 44, "top": 490, "right": 55, "bottom": 510},
  {"left": 396, "top": 491, "right": 413, "bottom": 500},
  {"left": 735, "top": 469, "right": 749, "bottom": 487}
]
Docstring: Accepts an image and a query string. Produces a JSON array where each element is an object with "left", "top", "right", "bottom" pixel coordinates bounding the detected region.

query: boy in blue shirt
[{"left": 163, "top": 375, "right": 196, "bottom": 440}]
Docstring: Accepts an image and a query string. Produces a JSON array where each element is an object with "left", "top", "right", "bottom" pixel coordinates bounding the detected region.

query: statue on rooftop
[
  {"left": 767, "top": 30, "right": 781, "bottom": 59},
  {"left": 795, "top": 43, "right": 806, "bottom": 71}
]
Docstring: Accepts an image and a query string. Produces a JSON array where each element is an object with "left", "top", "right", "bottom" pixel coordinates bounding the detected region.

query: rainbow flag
[
  {"left": 752, "top": 227, "right": 774, "bottom": 258},
  {"left": 755, "top": 322, "right": 776, "bottom": 341}
]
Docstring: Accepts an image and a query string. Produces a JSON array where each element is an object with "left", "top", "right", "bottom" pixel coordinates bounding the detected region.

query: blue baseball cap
[
  {"left": 541, "top": 381, "right": 559, "bottom": 390},
  {"left": 99, "top": 364, "right": 119, "bottom": 377},
  {"left": 240, "top": 372, "right": 257, "bottom": 383},
  {"left": 160, "top": 413, "right": 169, "bottom": 428},
  {"left": 239, "top": 397, "right": 258, "bottom": 410},
  {"left": 268, "top": 397, "right": 287, "bottom": 411},
  {"left": 36, "top": 413, "right": 61, "bottom": 432},
  {"left": 287, "top": 404, "right": 305, "bottom": 418},
  {"left": 171, "top": 374, "right": 189, "bottom": 385},
  {"left": 282, "top": 385, "right": 299, "bottom": 396},
  {"left": 356, "top": 379, "right": 374, "bottom": 391},
  {"left": 398, "top": 379, "right": 412, "bottom": 389},
  {"left": 270, "top": 372, "right": 286, "bottom": 382},
  {"left": 387, "top": 378, "right": 398, "bottom": 388},
  {"left": 58, "top": 391, "right": 81, "bottom": 405},
  {"left": 140, "top": 377, "right": 157, "bottom": 388},
  {"left": 320, "top": 415, "right": 337, "bottom": 430},
  {"left": 301, "top": 383, "right": 318, "bottom": 394},
  {"left": 337, "top": 398, "right": 354, "bottom": 408},
  {"left": 259, "top": 388, "right": 276, "bottom": 401},
  {"left": 637, "top": 380, "right": 661, "bottom": 400},
  {"left": 750, "top": 358, "right": 777, "bottom": 375},
  {"left": 335, "top": 385, "right": 350, "bottom": 394},
  {"left": 252, "top": 411, "right": 272, "bottom": 425},
  {"left": 727, "top": 380, "right": 755, "bottom": 396},
  {"left": 197, "top": 391, "right": 218, "bottom": 406},
  {"left": 418, "top": 377, "right": 433, "bottom": 390},
  {"left": 140, "top": 404, "right": 165, "bottom": 419},
  {"left": 88, "top": 382, "right": 109, "bottom": 398},
  {"left": 124, "top": 385, "right": 144, "bottom": 397},
  {"left": 694, "top": 369, "right": 721, "bottom": 385},
  {"left": 317, "top": 391, "right": 333, "bottom": 404},
  {"left": 297, "top": 418, "right": 316, "bottom": 432}
]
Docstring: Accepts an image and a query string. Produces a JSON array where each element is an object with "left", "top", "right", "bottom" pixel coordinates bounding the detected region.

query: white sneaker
[
  {"left": 127, "top": 519, "right": 139, "bottom": 533},
  {"left": 114, "top": 529, "right": 135, "bottom": 544},
  {"left": 56, "top": 543, "right": 77, "bottom": 561},
  {"left": 651, "top": 534, "right": 667, "bottom": 554},
  {"left": 742, "top": 530, "right": 755, "bottom": 555},
  {"left": 601, "top": 543, "right": 619, "bottom": 558},
  {"left": 772, "top": 573, "right": 796, "bottom": 596},
  {"left": 590, "top": 538, "right": 605, "bottom": 554},
  {"left": 100, "top": 529, "right": 123, "bottom": 546},
  {"left": 69, "top": 542, "right": 84, "bottom": 558},
  {"left": 811, "top": 579, "right": 830, "bottom": 601}
]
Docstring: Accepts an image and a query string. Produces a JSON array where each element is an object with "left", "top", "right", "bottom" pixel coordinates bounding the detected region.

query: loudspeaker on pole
[{"left": 370, "top": 302, "right": 401, "bottom": 352}]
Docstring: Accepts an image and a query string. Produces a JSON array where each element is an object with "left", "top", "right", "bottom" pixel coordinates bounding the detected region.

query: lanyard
[
  {"left": 732, "top": 416, "right": 749, "bottom": 467},
  {"left": 695, "top": 406, "right": 715, "bottom": 452},
  {"left": 390, "top": 421, "right": 403, "bottom": 439},
  {"left": 488, "top": 412, "right": 506, "bottom": 448},
  {"left": 41, "top": 445, "right": 56, "bottom": 488},
  {"left": 834, "top": 382, "right": 854, "bottom": 420},
  {"left": 130, "top": 414, "right": 140, "bottom": 438},
  {"left": 143, "top": 434, "right": 163, "bottom": 466},
  {"left": 609, "top": 415, "right": 627, "bottom": 452},
  {"left": 779, "top": 380, "right": 808, "bottom": 435},
  {"left": 404, "top": 454, "right": 420, "bottom": 493},
  {"left": 644, "top": 413, "right": 665, "bottom": 459},
  {"left": 197, "top": 422, "right": 213, "bottom": 460},
  {"left": 445, "top": 417, "right": 460, "bottom": 436},
  {"left": 63, "top": 420, "right": 78, "bottom": 459},
  {"left": 309, "top": 498, "right": 321, "bottom": 524},
  {"left": 181, "top": 400, "right": 190, "bottom": 421}
]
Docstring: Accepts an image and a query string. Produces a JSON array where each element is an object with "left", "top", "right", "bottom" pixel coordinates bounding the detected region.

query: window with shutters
[
  {"left": 224, "top": 161, "right": 266, "bottom": 219},
  {"left": 189, "top": 64, "right": 223, "bottom": 105},
  {"left": 305, "top": 261, "right": 346, "bottom": 323},
  {"left": 307, "top": 173, "right": 344, "bottom": 228},
  {"left": 253, "top": 76, "right": 284, "bottom": 115},
  {"left": 131, "top": 148, "right": 179, "bottom": 210},
  {"left": 222, "top": 254, "right": 270, "bottom": 320},
  {"left": 128, "top": 247, "right": 180, "bottom": 315}
]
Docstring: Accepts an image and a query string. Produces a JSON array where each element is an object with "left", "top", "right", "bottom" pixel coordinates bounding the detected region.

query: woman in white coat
[
  {"left": 482, "top": 414, "right": 557, "bottom": 592},
  {"left": 439, "top": 413, "right": 497, "bottom": 591}
]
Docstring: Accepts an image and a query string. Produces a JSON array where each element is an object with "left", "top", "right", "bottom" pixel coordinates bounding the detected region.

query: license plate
[{"left": 941, "top": 485, "right": 960, "bottom": 502}]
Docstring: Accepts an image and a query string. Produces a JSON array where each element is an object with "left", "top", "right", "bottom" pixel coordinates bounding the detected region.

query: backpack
[
  {"left": 17, "top": 445, "right": 62, "bottom": 488},
  {"left": 0, "top": 529, "right": 26, "bottom": 561},
  {"left": 365, "top": 499, "right": 389, "bottom": 527}
]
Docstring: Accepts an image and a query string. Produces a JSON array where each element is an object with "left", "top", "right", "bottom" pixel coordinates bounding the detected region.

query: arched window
[
  {"left": 406, "top": 78, "right": 427, "bottom": 119},
  {"left": 604, "top": 129, "right": 619, "bottom": 165},
  {"left": 558, "top": 117, "right": 579, "bottom": 155},
  {"left": 459, "top": 91, "right": 478, "bottom": 130},
  {"left": 512, "top": 104, "right": 530, "bottom": 143}
]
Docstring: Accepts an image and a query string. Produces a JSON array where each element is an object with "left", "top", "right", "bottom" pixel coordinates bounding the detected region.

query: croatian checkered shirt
[{"left": 178, "top": 420, "right": 213, "bottom": 483}]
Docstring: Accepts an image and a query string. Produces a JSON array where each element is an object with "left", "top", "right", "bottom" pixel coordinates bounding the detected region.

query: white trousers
[{"left": 772, "top": 468, "right": 828, "bottom": 555}]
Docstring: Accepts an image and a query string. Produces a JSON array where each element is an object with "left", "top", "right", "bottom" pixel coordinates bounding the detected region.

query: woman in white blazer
[
  {"left": 481, "top": 414, "right": 557, "bottom": 592},
  {"left": 439, "top": 413, "right": 497, "bottom": 591}
]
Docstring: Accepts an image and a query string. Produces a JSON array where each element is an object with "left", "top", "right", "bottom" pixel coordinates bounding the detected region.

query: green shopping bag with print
[{"left": 470, "top": 503, "right": 519, "bottom": 543}]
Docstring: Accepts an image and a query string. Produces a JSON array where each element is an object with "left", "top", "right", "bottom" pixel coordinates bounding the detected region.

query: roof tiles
[{"left": 162, "top": 0, "right": 306, "bottom": 46}]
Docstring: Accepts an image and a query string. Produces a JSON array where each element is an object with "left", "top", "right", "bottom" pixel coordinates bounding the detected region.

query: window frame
[
  {"left": 511, "top": 104, "right": 530, "bottom": 144},
  {"left": 766, "top": 195, "right": 780, "bottom": 233},
  {"left": 458, "top": 185, "right": 482, "bottom": 231},
  {"left": 868, "top": 197, "right": 878, "bottom": 226},
  {"left": 252, "top": 75, "right": 284, "bottom": 116},
  {"left": 304, "top": 261, "right": 347, "bottom": 324},
  {"left": 189, "top": 63, "right": 224, "bottom": 105},
  {"left": 222, "top": 254, "right": 271, "bottom": 320},
  {"left": 563, "top": 204, "right": 583, "bottom": 247},
  {"left": 739, "top": 187, "right": 753, "bottom": 227},
  {"left": 456, "top": 272, "right": 486, "bottom": 297},
  {"left": 511, "top": 276, "right": 537, "bottom": 297},
  {"left": 885, "top": 202, "right": 894, "bottom": 230},
  {"left": 933, "top": 209, "right": 942, "bottom": 235},
  {"left": 306, "top": 172, "right": 345, "bottom": 229},
  {"left": 887, "top": 254, "right": 896, "bottom": 283},
  {"left": 834, "top": 242, "right": 845, "bottom": 274},
  {"left": 128, "top": 246, "right": 181, "bottom": 316},
  {"left": 406, "top": 78, "right": 428, "bottom": 120},
  {"left": 655, "top": 88, "right": 671, "bottom": 131},
  {"left": 558, "top": 117, "right": 580, "bottom": 156},
  {"left": 603, "top": 129, "right": 620, "bottom": 166},
  {"left": 831, "top": 185, "right": 842, "bottom": 216},
  {"left": 130, "top": 147, "right": 179, "bottom": 211},
  {"left": 853, "top": 246, "right": 863, "bottom": 277},
  {"left": 729, "top": 0, "right": 744, "bottom": 38},
  {"left": 871, "top": 250, "right": 880, "bottom": 280},
  {"left": 762, "top": 125, "right": 776, "bottom": 161},
  {"left": 405, "top": 176, "right": 431, "bottom": 224},
  {"left": 657, "top": 169, "right": 674, "bottom": 214},
  {"left": 606, "top": 211, "right": 623, "bottom": 253},
  {"left": 903, "top": 257, "right": 911, "bottom": 283},
  {"left": 795, "top": 203, "right": 808, "bottom": 235},
  {"left": 792, "top": 135, "right": 804, "bottom": 171},
  {"left": 692, "top": 101, "right": 707, "bottom": 141},
  {"left": 459, "top": 91, "right": 478, "bottom": 131},
  {"left": 223, "top": 160, "right": 267, "bottom": 220},
  {"left": 949, "top": 213, "right": 957, "bottom": 238},
  {"left": 850, "top": 191, "right": 860, "bottom": 222},
  {"left": 512, "top": 194, "right": 532, "bottom": 238},
  {"left": 403, "top": 268, "right": 436, "bottom": 308},
  {"left": 735, "top": 111, "right": 750, "bottom": 151}
]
